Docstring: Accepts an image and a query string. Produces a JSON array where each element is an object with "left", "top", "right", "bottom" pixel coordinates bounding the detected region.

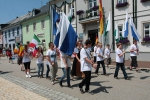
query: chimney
[
  {"left": 28, "top": 11, "right": 31, "bottom": 13},
  {"left": 16, "top": 16, "right": 18, "bottom": 19}
]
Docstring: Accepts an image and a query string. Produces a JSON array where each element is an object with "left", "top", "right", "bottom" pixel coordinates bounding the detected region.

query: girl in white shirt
[
  {"left": 35, "top": 46, "right": 44, "bottom": 78},
  {"left": 22, "top": 45, "right": 31, "bottom": 78}
]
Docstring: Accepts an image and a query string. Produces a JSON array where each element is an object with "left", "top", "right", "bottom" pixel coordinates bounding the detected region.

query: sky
[{"left": 0, "top": 0, "right": 49, "bottom": 23}]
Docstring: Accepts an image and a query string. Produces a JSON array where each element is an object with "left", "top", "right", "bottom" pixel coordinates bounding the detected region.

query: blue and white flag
[
  {"left": 54, "top": 12, "right": 78, "bottom": 56},
  {"left": 130, "top": 15, "right": 141, "bottom": 41},
  {"left": 52, "top": 7, "right": 60, "bottom": 35},
  {"left": 124, "top": 11, "right": 128, "bottom": 38}
]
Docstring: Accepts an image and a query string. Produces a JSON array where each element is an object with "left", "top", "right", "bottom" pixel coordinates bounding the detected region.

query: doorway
[{"left": 88, "top": 29, "right": 98, "bottom": 46}]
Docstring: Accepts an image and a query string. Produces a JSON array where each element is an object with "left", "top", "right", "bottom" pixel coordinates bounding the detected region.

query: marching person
[
  {"left": 104, "top": 44, "right": 111, "bottom": 69},
  {"left": 79, "top": 39, "right": 97, "bottom": 94},
  {"left": 18, "top": 44, "right": 24, "bottom": 71},
  {"left": 114, "top": 43, "right": 128, "bottom": 80},
  {"left": 8, "top": 48, "right": 14, "bottom": 64},
  {"left": 47, "top": 42, "right": 58, "bottom": 85},
  {"left": 71, "top": 41, "right": 83, "bottom": 79},
  {"left": 93, "top": 42, "right": 99, "bottom": 63},
  {"left": 35, "top": 46, "right": 44, "bottom": 78},
  {"left": 59, "top": 51, "right": 71, "bottom": 88},
  {"left": 130, "top": 40, "right": 139, "bottom": 72},
  {"left": 22, "top": 45, "right": 32, "bottom": 78},
  {"left": 95, "top": 43, "right": 107, "bottom": 75}
]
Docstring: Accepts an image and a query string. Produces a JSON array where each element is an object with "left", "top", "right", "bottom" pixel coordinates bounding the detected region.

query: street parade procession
[{"left": 0, "top": 0, "right": 150, "bottom": 100}]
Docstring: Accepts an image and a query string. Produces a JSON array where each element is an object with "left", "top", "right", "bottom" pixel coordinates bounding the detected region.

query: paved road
[{"left": 0, "top": 57, "right": 150, "bottom": 100}]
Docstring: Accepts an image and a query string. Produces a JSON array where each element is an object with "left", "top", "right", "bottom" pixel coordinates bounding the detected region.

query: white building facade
[{"left": 114, "top": 0, "right": 150, "bottom": 61}]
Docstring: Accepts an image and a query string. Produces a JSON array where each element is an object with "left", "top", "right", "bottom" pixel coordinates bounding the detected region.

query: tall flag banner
[
  {"left": 130, "top": 15, "right": 141, "bottom": 41},
  {"left": 99, "top": 0, "right": 104, "bottom": 35},
  {"left": 68, "top": 8, "right": 73, "bottom": 23},
  {"left": 104, "top": 11, "right": 111, "bottom": 36},
  {"left": 18, "top": 45, "right": 24, "bottom": 56},
  {"left": 121, "top": 21, "right": 125, "bottom": 38},
  {"left": 29, "top": 34, "right": 41, "bottom": 48},
  {"left": 54, "top": 12, "right": 78, "bottom": 56},
  {"left": 13, "top": 44, "right": 19, "bottom": 54},
  {"left": 124, "top": 11, "right": 129, "bottom": 38},
  {"left": 52, "top": 7, "right": 60, "bottom": 35},
  {"left": 95, "top": 36, "right": 98, "bottom": 44},
  {"left": 114, "top": 23, "right": 119, "bottom": 42}
]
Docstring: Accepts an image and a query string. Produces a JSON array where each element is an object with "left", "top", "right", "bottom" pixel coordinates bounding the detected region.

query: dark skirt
[{"left": 71, "top": 57, "right": 77, "bottom": 76}]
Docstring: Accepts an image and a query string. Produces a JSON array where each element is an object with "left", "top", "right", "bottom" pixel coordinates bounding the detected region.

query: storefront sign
[
  {"left": 37, "top": 33, "right": 44, "bottom": 38},
  {"left": 15, "top": 37, "right": 21, "bottom": 43}
]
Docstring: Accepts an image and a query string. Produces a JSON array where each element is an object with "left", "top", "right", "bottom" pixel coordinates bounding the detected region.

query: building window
[
  {"left": 17, "top": 27, "right": 19, "bottom": 36},
  {"left": 12, "top": 29, "right": 15, "bottom": 36},
  {"left": 118, "top": 26, "right": 123, "bottom": 38},
  {"left": 144, "top": 23, "right": 150, "bottom": 37},
  {"left": 89, "top": 0, "right": 97, "bottom": 16},
  {"left": 33, "top": 22, "right": 36, "bottom": 31},
  {"left": 26, "top": 25, "right": 29, "bottom": 33},
  {"left": 68, "top": 3, "right": 75, "bottom": 15},
  {"left": 8, "top": 30, "right": 10, "bottom": 37},
  {"left": 117, "top": 0, "right": 127, "bottom": 3},
  {"left": 41, "top": 20, "right": 45, "bottom": 29}
]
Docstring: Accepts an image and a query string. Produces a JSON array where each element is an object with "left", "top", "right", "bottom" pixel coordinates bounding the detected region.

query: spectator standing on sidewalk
[
  {"left": 79, "top": 39, "right": 97, "bottom": 94},
  {"left": 8, "top": 48, "right": 14, "bottom": 64},
  {"left": 104, "top": 44, "right": 111, "bottom": 69},
  {"left": 95, "top": 43, "right": 107, "bottom": 76},
  {"left": 59, "top": 51, "right": 71, "bottom": 88},
  {"left": 130, "top": 40, "right": 139, "bottom": 72},
  {"left": 22, "top": 45, "right": 31, "bottom": 78},
  {"left": 35, "top": 46, "right": 44, "bottom": 78},
  {"left": 114, "top": 43, "right": 128, "bottom": 80},
  {"left": 46, "top": 42, "right": 58, "bottom": 85}
]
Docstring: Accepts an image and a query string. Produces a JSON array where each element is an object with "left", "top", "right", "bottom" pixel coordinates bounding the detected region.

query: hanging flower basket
[
  {"left": 76, "top": 10, "right": 84, "bottom": 15},
  {"left": 116, "top": 38, "right": 130, "bottom": 45},
  {"left": 116, "top": 2, "right": 129, "bottom": 8},
  {"left": 92, "top": 6, "right": 99, "bottom": 11},
  {"left": 143, "top": 36, "right": 150, "bottom": 42},
  {"left": 141, "top": 0, "right": 150, "bottom": 2}
]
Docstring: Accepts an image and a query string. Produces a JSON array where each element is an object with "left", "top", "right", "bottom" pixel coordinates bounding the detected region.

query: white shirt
[
  {"left": 105, "top": 48, "right": 111, "bottom": 58},
  {"left": 80, "top": 48, "right": 92, "bottom": 72},
  {"left": 46, "top": 49, "right": 57, "bottom": 64},
  {"left": 22, "top": 49, "right": 31, "bottom": 63},
  {"left": 130, "top": 44, "right": 139, "bottom": 56},
  {"left": 74, "top": 48, "right": 79, "bottom": 53},
  {"left": 96, "top": 48, "right": 104, "bottom": 61},
  {"left": 116, "top": 48, "right": 124, "bottom": 63},
  {"left": 60, "top": 51, "right": 71, "bottom": 68},
  {"left": 36, "top": 53, "right": 43, "bottom": 64},
  {"left": 94, "top": 46, "right": 97, "bottom": 57}
]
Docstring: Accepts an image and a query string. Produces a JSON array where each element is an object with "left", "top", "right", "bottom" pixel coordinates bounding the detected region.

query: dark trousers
[
  {"left": 94, "top": 56, "right": 96, "bottom": 63},
  {"left": 95, "top": 61, "right": 106, "bottom": 74},
  {"left": 114, "top": 63, "right": 128, "bottom": 79},
  {"left": 46, "top": 65, "right": 50, "bottom": 78},
  {"left": 130, "top": 56, "right": 138, "bottom": 67},
  {"left": 79, "top": 71, "right": 91, "bottom": 91}
]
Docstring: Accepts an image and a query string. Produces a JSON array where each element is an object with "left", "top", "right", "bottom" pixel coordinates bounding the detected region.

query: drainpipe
[
  {"left": 75, "top": 0, "right": 77, "bottom": 33},
  {"left": 112, "top": 0, "right": 115, "bottom": 51},
  {"left": 132, "top": 0, "right": 135, "bottom": 24},
  {"left": 49, "top": 2, "right": 52, "bottom": 42}
]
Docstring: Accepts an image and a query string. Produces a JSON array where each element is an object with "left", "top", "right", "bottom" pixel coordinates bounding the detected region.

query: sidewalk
[{"left": 0, "top": 77, "right": 48, "bottom": 100}]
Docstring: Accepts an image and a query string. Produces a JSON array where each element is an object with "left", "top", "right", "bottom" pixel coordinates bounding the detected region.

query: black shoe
[
  {"left": 85, "top": 90, "right": 94, "bottom": 95},
  {"left": 59, "top": 81, "right": 63, "bottom": 87},
  {"left": 80, "top": 88, "right": 85, "bottom": 94},
  {"left": 67, "top": 85, "right": 72, "bottom": 88},
  {"left": 114, "top": 77, "right": 118, "bottom": 79},
  {"left": 136, "top": 70, "right": 140, "bottom": 73},
  {"left": 95, "top": 72, "right": 98, "bottom": 76},
  {"left": 125, "top": 77, "right": 130, "bottom": 80}
]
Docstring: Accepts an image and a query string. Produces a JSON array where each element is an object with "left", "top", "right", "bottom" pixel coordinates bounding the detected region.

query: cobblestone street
[{"left": 0, "top": 57, "right": 150, "bottom": 100}]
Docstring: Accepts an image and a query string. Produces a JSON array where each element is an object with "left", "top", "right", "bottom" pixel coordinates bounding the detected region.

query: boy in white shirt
[
  {"left": 104, "top": 44, "right": 111, "bottom": 69},
  {"left": 114, "top": 43, "right": 128, "bottom": 80},
  {"left": 95, "top": 43, "right": 107, "bottom": 75},
  {"left": 130, "top": 40, "right": 139, "bottom": 72},
  {"left": 93, "top": 42, "right": 99, "bottom": 63},
  {"left": 79, "top": 39, "right": 96, "bottom": 95}
]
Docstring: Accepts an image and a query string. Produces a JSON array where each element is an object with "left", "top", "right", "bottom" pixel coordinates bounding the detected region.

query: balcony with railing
[{"left": 77, "top": 6, "right": 99, "bottom": 24}]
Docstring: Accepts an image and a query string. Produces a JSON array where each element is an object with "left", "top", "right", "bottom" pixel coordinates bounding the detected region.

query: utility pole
[{"left": 112, "top": 0, "right": 115, "bottom": 51}]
